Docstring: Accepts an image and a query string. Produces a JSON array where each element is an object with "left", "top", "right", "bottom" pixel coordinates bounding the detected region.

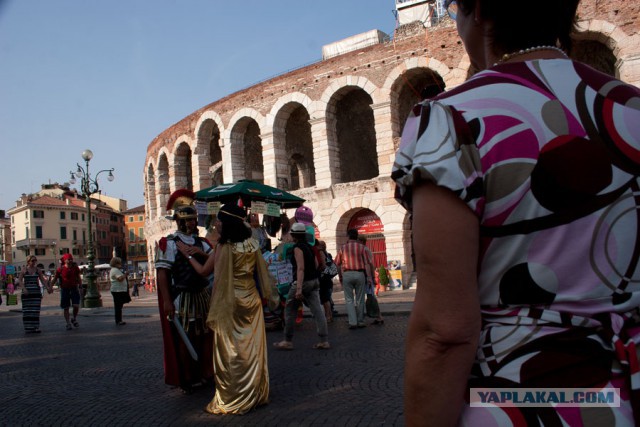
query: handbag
[
  {"left": 6, "top": 293, "right": 18, "bottom": 306},
  {"left": 124, "top": 277, "right": 132, "bottom": 304},
  {"left": 322, "top": 253, "right": 338, "bottom": 278}
]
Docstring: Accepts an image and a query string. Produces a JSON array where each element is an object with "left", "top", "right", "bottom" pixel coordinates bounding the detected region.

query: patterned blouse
[{"left": 392, "top": 59, "right": 640, "bottom": 425}]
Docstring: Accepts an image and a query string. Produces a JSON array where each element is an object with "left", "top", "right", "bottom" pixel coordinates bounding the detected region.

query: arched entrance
[{"left": 347, "top": 209, "right": 387, "bottom": 270}]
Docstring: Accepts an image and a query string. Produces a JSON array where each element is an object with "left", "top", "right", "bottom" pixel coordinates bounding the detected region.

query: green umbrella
[{"left": 194, "top": 179, "right": 305, "bottom": 209}]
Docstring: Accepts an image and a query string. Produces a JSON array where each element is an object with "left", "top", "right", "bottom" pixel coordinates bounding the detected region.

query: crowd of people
[
  {"left": 154, "top": 188, "right": 390, "bottom": 415},
  {"left": 8, "top": 0, "right": 639, "bottom": 423}
]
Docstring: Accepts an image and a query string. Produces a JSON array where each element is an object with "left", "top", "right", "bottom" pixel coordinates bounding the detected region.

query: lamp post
[{"left": 68, "top": 149, "right": 114, "bottom": 308}]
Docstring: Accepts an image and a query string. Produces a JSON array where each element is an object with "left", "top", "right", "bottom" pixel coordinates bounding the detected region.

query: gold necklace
[{"left": 494, "top": 45, "right": 567, "bottom": 66}]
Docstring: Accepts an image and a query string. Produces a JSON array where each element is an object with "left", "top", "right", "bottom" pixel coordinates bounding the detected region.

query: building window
[
  {"left": 35, "top": 248, "right": 46, "bottom": 256},
  {"left": 36, "top": 226, "right": 43, "bottom": 239},
  {"left": 82, "top": 213, "right": 85, "bottom": 221},
  {"left": 60, "top": 212, "right": 66, "bottom": 220},
  {"left": 33, "top": 210, "right": 45, "bottom": 218},
  {"left": 73, "top": 229, "right": 78, "bottom": 241},
  {"left": 129, "top": 245, "right": 136, "bottom": 256},
  {"left": 72, "top": 248, "right": 80, "bottom": 256},
  {"left": 25, "top": 227, "right": 29, "bottom": 239},
  {"left": 129, "top": 229, "right": 135, "bottom": 241},
  {"left": 138, "top": 215, "right": 143, "bottom": 221},
  {"left": 139, "top": 243, "right": 147, "bottom": 255},
  {"left": 71, "top": 212, "right": 79, "bottom": 220},
  {"left": 138, "top": 227, "right": 144, "bottom": 240},
  {"left": 60, "top": 226, "right": 67, "bottom": 240},
  {"left": 129, "top": 216, "right": 134, "bottom": 222}
]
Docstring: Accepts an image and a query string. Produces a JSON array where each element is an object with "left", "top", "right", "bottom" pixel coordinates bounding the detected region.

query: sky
[{"left": 0, "top": 0, "right": 399, "bottom": 212}]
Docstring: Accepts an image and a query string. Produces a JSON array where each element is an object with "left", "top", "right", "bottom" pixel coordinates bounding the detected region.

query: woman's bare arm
[{"left": 404, "top": 182, "right": 481, "bottom": 427}]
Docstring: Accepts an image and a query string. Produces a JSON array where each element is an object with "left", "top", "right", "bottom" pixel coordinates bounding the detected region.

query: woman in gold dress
[{"left": 178, "top": 203, "right": 274, "bottom": 415}]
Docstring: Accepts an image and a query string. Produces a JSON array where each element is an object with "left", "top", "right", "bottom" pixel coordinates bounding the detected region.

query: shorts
[
  {"left": 60, "top": 287, "right": 81, "bottom": 308},
  {"left": 319, "top": 275, "right": 333, "bottom": 304}
]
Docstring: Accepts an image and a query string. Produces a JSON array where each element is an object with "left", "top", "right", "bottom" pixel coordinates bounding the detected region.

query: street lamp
[{"left": 68, "top": 149, "right": 115, "bottom": 308}]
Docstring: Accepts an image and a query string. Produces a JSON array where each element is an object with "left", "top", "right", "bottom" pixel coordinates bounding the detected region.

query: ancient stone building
[{"left": 143, "top": 0, "right": 640, "bottom": 285}]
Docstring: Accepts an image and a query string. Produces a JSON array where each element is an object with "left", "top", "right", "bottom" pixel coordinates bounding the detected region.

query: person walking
[
  {"left": 335, "top": 229, "right": 373, "bottom": 329},
  {"left": 357, "top": 235, "right": 383, "bottom": 325},
  {"left": 51, "top": 253, "right": 82, "bottom": 331},
  {"left": 274, "top": 222, "right": 330, "bottom": 350},
  {"left": 156, "top": 189, "right": 214, "bottom": 394},
  {"left": 18, "top": 255, "right": 52, "bottom": 333},
  {"left": 109, "top": 257, "right": 129, "bottom": 326},
  {"left": 316, "top": 240, "right": 337, "bottom": 323},
  {"left": 178, "top": 203, "right": 274, "bottom": 414},
  {"left": 393, "top": 0, "right": 640, "bottom": 424}
]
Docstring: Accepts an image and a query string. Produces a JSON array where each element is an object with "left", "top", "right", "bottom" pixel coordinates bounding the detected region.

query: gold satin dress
[{"left": 206, "top": 239, "right": 270, "bottom": 415}]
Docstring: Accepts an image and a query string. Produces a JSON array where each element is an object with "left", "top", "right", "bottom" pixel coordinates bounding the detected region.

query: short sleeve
[
  {"left": 155, "top": 239, "right": 177, "bottom": 270},
  {"left": 392, "top": 100, "right": 484, "bottom": 216}
]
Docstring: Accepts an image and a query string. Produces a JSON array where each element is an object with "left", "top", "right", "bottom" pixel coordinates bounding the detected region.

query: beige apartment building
[{"left": 7, "top": 184, "right": 127, "bottom": 272}]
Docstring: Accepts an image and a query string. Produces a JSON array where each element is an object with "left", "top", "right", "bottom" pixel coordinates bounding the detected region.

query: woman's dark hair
[
  {"left": 217, "top": 204, "right": 251, "bottom": 244},
  {"left": 456, "top": 0, "right": 580, "bottom": 54}
]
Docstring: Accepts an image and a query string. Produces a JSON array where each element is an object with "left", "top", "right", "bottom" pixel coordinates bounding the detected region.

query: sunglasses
[{"left": 444, "top": 0, "right": 457, "bottom": 20}]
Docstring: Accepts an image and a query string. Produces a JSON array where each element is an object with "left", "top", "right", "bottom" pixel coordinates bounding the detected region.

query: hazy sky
[{"left": 0, "top": 0, "right": 399, "bottom": 211}]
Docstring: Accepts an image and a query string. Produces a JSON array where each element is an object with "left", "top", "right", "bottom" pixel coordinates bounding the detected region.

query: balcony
[{"left": 15, "top": 238, "right": 57, "bottom": 250}]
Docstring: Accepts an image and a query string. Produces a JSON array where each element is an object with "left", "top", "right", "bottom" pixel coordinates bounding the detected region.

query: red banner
[{"left": 348, "top": 210, "right": 384, "bottom": 234}]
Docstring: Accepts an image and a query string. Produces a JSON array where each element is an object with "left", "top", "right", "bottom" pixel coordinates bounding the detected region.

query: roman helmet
[{"left": 166, "top": 189, "right": 197, "bottom": 221}]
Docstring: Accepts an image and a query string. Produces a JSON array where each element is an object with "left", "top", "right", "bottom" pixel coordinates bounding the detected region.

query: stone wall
[{"left": 143, "top": 0, "right": 640, "bottom": 284}]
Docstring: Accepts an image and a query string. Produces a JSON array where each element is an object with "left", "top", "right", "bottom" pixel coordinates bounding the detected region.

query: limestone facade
[{"left": 143, "top": 1, "right": 640, "bottom": 284}]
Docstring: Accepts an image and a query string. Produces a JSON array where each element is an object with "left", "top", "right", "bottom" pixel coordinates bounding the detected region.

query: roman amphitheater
[{"left": 143, "top": 0, "right": 640, "bottom": 286}]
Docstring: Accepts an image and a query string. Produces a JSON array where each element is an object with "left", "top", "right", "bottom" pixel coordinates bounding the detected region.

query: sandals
[
  {"left": 71, "top": 318, "right": 79, "bottom": 328},
  {"left": 66, "top": 323, "right": 73, "bottom": 331},
  {"left": 273, "top": 340, "right": 294, "bottom": 350},
  {"left": 313, "top": 342, "right": 331, "bottom": 350}
]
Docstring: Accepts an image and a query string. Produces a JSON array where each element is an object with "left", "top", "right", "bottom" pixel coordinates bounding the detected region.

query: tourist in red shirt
[{"left": 51, "top": 253, "right": 82, "bottom": 330}]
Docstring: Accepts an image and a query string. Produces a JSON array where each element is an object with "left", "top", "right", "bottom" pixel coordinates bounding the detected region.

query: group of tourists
[
  {"left": 17, "top": 253, "right": 82, "bottom": 333},
  {"left": 15, "top": 252, "right": 139, "bottom": 333},
  {"left": 155, "top": 188, "right": 390, "bottom": 415}
]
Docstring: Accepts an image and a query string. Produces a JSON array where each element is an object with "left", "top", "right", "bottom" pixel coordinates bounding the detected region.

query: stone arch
[
  {"left": 383, "top": 58, "right": 453, "bottom": 145},
  {"left": 227, "top": 109, "right": 265, "bottom": 184},
  {"left": 172, "top": 140, "right": 193, "bottom": 191},
  {"left": 195, "top": 110, "right": 225, "bottom": 190},
  {"left": 325, "top": 85, "right": 379, "bottom": 183},
  {"left": 271, "top": 99, "right": 315, "bottom": 191},
  {"left": 156, "top": 152, "right": 170, "bottom": 216},
  {"left": 146, "top": 163, "right": 157, "bottom": 218},
  {"left": 573, "top": 19, "right": 633, "bottom": 79},
  {"left": 329, "top": 196, "right": 385, "bottom": 247}
]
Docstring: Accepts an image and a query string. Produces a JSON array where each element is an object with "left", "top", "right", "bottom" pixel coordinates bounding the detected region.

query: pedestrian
[
  {"left": 334, "top": 229, "right": 373, "bottom": 329},
  {"left": 392, "top": 0, "right": 640, "bottom": 425},
  {"left": 51, "top": 253, "right": 82, "bottom": 331},
  {"left": 178, "top": 203, "right": 274, "bottom": 414},
  {"left": 316, "top": 240, "right": 336, "bottom": 323},
  {"left": 155, "top": 189, "right": 214, "bottom": 394},
  {"left": 131, "top": 277, "right": 140, "bottom": 297},
  {"left": 357, "top": 235, "right": 383, "bottom": 325},
  {"left": 18, "top": 255, "right": 52, "bottom": 333},
  {"left": 274, "top": 222, "right": 330, "bottom": 350},
  {"left": 109, "top": 257, "right": 130, "bottom": 326}
]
